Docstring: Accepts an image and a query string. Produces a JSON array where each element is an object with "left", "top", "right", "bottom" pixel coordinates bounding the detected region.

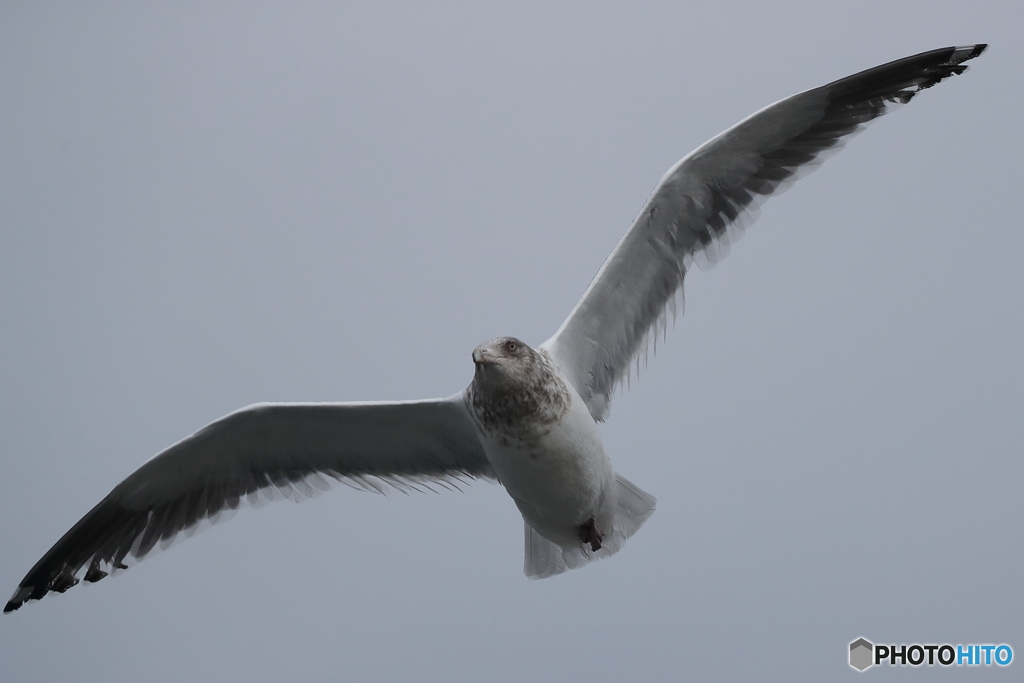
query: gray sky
[{"left": 1, "top": 2, "right": 1020, "bottom": 681}]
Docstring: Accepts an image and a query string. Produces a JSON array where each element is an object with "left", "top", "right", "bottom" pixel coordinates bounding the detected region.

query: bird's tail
[{"left": 523, "top": 473, "right": 656, "bottom": 579}]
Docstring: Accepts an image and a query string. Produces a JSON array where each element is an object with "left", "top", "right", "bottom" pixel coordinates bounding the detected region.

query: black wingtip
[
  {"left": 950, "top": 44, "right": 988, "bottom": 63},
  {"left": 4, "top": 582, "right": 41, "bottom": 613},
  {"left": 822, "top": 44, "right": 989, "bottom": 108}
]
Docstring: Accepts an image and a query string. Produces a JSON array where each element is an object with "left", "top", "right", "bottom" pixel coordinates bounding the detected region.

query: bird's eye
[{"left": 507, "top": 341, "right": 518, "bottom": 352}]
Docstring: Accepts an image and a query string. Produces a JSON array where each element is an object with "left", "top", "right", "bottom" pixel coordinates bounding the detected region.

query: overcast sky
[{"left": 1, "top": 2, "right": 1021, "bottom": 681}]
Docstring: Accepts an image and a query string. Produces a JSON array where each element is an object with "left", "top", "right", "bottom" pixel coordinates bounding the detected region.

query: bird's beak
[{"left": 472, "top": 346, "right": 494, "bottom": 365}]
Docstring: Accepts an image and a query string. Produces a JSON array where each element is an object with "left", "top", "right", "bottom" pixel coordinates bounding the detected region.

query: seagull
[{"left": 5, "top": 44, "right": 986, "bottom": 613}]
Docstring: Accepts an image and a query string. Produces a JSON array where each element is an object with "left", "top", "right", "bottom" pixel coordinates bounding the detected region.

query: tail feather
[{"left": 524, "top": 473, "right": 656, "bottom": 579}]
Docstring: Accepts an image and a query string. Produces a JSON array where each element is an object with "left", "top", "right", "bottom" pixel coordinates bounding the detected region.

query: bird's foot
[{"left": 578, "top": 517, "right": 603, "bottom": 552}]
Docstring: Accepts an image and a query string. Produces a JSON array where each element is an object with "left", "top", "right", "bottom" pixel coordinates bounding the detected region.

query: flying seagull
[{"left": 5, "top": 44, "right": 986, "bottom": 613}]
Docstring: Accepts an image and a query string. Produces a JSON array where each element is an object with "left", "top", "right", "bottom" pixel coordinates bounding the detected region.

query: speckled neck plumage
[{"left": 467, "top": 349, "right": 571, "bottom": 446}]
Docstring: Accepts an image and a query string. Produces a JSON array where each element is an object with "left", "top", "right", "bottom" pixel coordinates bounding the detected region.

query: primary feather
[
  {"left": 5, "top": 398, "right": 490, "bottom": 612},
  {"left": 542, "top": 45, "right": 986, "bottom": 421}
]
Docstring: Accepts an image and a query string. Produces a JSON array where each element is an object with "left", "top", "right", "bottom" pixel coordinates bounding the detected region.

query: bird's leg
[{"left": 578, "top": 517, "right": 603, "bottom": 552}]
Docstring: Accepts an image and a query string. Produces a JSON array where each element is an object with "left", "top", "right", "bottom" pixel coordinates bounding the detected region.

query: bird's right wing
[
  {"left": 6, "top": 395, "right": 490, "bottom": 612},
  {"left": 542, "top": 45, "right": 986, "bottom": 421}
]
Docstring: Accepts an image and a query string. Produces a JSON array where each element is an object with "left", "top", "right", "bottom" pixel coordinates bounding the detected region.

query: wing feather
[
  {"left": 542, "top": 45, "right": 986, "bottom": 420},
  {"left": 5, "top": 395, "right": 489, "bottom": 612}
]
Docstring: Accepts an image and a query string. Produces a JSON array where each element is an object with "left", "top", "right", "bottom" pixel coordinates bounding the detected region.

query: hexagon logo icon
[{"left": 850, "top": 638, "right": 874, "bottom": 671}]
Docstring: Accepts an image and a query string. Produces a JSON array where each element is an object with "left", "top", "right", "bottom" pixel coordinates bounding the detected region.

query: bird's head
[{"left": 472, "top": 337, "right": 534, "bottom": 378}]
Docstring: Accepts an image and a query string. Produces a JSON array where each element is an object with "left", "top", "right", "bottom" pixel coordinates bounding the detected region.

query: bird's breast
[{"left": 469, "top": 373, "right": 614, "bottom": 530}]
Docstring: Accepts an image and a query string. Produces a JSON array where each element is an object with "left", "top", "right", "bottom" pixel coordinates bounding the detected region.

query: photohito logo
[{"left": 849, "top": 638, "right": 1012, "bottom": 671}]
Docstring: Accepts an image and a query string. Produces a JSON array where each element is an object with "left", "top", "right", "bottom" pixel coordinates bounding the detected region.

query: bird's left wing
[
  {"left": 5, "top": 395, "right": 490, "bottom": 612},
  {"left": 541, "top": 45, "right": 986, "bottom": 421}
]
